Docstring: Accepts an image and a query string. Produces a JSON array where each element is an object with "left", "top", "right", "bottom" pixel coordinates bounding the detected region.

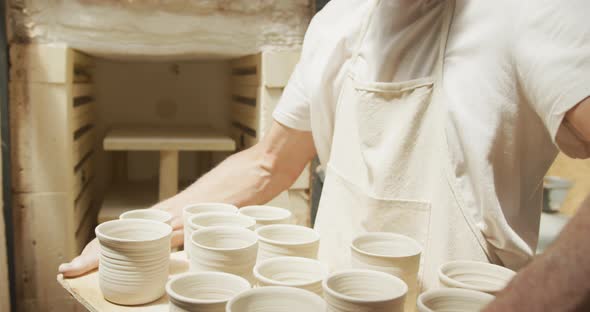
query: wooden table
[
  {"left": 98, "top": 126, "right": 236, "bottom": 223},
  {"left": 104, "top": 126, "right": 236, "bottom": 200},
  {"left": 58, "top": 251, "right": 189, "bottom": 312}
]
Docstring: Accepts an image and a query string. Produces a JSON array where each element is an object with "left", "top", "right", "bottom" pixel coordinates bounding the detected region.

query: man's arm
[
  {"left": 484, "top": 98, "right": 590, "bottom": 311},
  {"left": 58, "top": 121, "right": 316, "bottom": 277}
]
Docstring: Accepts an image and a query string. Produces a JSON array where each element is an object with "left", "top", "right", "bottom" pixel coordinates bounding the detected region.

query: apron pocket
[{"left": 361, "top": 197, "right": 431, "bottom": 250}]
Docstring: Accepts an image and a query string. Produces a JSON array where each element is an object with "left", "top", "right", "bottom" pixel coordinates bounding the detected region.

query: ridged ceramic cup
[
  {"left": 186, "top": 212, "right": 255, "bottom": 268},
  {"left": 226, "top": 286, "right": 325, "bottom": 312},
  {"left": 119, "top": 209, "right": 173, "bottom": 225},
  {"left": 183, "top": 203, "right": 239, "bottom": 259},
  {"left": 253, "top": 256, "right": 328, "bottom": 296},
  {"left": 166, "top": 272, "right": 251, "bottom": 312},
  {"left": 190, "top": 226, "right": 258, "bottom": 283},
  {"left": 439, "top": 260, "right": 515, "bottom": 294},
  {"left": 417, "top": 288, "right": 495, "bottom": 312},
  {"left": 238, "top": 205, "right": 292, "bottom": 229},
  {"left": 255, "top": 224, "right": 319, "bottom": 262},
  {"left": 96, "top": 219, "right": 172, "bottom": 305},
  {"left": 323, "top": 269, "right": 408, "bottom": 312},
  {"left": 351, "top": 232, "right": 422, "bottom": 312}
]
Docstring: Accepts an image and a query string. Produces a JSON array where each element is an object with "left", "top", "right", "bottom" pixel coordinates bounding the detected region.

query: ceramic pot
[
  {"left": 166, "top": 272, "right": 251, "bottom": 312},
  {"left": 351, "top": 232, "right": 422, "bottom": 312},
  {"left": 183, "top": 203, "right": 239, "bottom": 259},
  {"left": 226, "top": 286, "right": 325, "bottom": 312},
  {"left": 255, "top": 224, "right": 319, "bottom": 261},
  {"left": 417, "top": 288, "right": 495, "bottom": 312},
  {"left": 238, "top": 205, "right": 292, "bottom": 228},
  {"left": 253, "top": 256, "right": 328, "bottom": 296},
  {"left": 190, "top": 226, "right": 258, "bottom": 283},
  {"left": 188, "top": 212, "right": 256, "bottom": 232},
  {"left": 439, "top": 260, "right": 515, "bottom": 294},
  {"left": 96, "top": 219, "right": 172, "bottom": 305},
  {"left": 119, "top": 209, "right": 173, "bottom": 225},
  {"left": 323, "top": 269, "right": 408, "bottom": 312}
]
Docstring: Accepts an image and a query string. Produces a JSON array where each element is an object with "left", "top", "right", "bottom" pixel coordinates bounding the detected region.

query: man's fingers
[{"left": 59, "top": 255, "right": 98, "bottom": 277}]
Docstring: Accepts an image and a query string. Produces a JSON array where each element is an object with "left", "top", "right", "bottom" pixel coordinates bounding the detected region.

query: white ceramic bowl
[
  {"left": 188, "top": 212, "right": 256, "bottom": 232},
  {"left": 417, "top": 288, "right": 495, "bottom": 312},
  {"left": 166, "top": 272, "right": 251, "bottom": 312},
  {"left": 119, "top": 209, "right": 173, "bottom": 225},
  {"left": 96, "top": 219, "right": 172, "bottom": 305},
  {"left": 253, "top": 256, "right": 328, "bottom": 296},
  {"left": 439, "top": 260, "right": 515, "bottom": 294},
  {"left": 183, "top": 203, "right": 239, "bottom": 258},
  {"left": 226, "top": 286, "right": 325, "bottom": 312},
  {"left": 255, "top": 224, "right": 319, "bottom": 261},
  {"left": 351, "top": 232, "right": 422, "bottom": 312},
  {"left": 238, "top": 205, "right": 292, "bottom": 228},
  {"left": 190, "top": 226, "right": 258, "bottom": 283},
  {"left": 323, "top": 269, "right": 408, "bottom": 312}
]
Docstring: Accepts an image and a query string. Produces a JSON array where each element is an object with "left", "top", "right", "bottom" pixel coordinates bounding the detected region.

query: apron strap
[{"left": 433, "top": 0, "right": 456, "bottom": 82}]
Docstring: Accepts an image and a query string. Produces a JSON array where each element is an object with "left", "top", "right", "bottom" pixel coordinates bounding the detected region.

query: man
[{"left": 61, "top": 0, "right": 590, "bottom": 309}]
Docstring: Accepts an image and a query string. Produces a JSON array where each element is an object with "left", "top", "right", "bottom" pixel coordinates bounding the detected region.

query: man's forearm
[{"left": 484, "top": 195, "right": 590, "bottom": 311}]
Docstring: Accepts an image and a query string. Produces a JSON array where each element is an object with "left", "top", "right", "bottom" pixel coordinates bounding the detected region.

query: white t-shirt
[{"left": 273, "top": 0, "right": 590, "bottom": 268}]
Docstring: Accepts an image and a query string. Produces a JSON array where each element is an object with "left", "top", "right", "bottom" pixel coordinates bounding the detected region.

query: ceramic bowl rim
[
  {"left": 323, "top": 269, "right": 408, "bottom": 304},
  {"left": 188, "top": 212, "right": 256, "bottom": 230},
  {"left": 119, "top": 209, "right": 173, "bottom": 224},
  {"left": 191, "top": 226, "right": 257, "bottom": 251},
  {"left": 255, "top": 224, "right": 319, "bottom": 246},
  {"left": 253, "top": 256, "right": 327, "bottom": 287},
  {"left": 438, "top": 260, "right": 515, "bottom": 293},
  {"left": 226, "top": 285, "right": 324, "bottom": 311},
  {"left": 417, "top": 288, "right": 495, "bottom": 312},
  {"left": 96, "top": 219, "right": 172, "bottom": 244},
  {"left": 166, "top": 272, "right": 251, "bottom": 305},
  {"left": 238, "top": 205, "right": 292, "bottom": 222},
  {"left": 351, "top": 232, "right": 423, "bottom": 259},
  {"left": 183, "top": 203, "right": 239, "bottom": 216}
]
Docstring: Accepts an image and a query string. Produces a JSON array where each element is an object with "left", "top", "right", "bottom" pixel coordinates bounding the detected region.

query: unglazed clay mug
[
  {"left": 417, "top": 288, "right": 495, "bottom": 312},
  {"left": 255, "top": 224, "right": 320, "bottom": 262},
  {"left": 188, "top": 212, "right": 256, "bottom": 232},
  {"left": 439, "top": 260, "right": 515, "bottom": 294},
  {"left": 238, "top": 205, "right": 292, "bottom": 228},
  {"left": 190, "top": 226, "right": 258, "bottom": 283},
  {"left": 323, "top": 269, "right": 408, "bottom": 312},
  {"left": 183, "top": 203, "right": 239, "bottom": 259},
  {"left": 253, "top": 256, "right": 328, "bottom": 296},
  {"left": 96, "top": 219, "right": 172, "bottom": 305},
  {"left": 119, "top": 209, "right": 173, "bottom": 225},
  {"left": 166, "top": 272, "right": 251, "bottom": 312},
  {"left": 351, "top": 232, "right": 422, "bottom": 312},
  {"left": 226, "top": 286, "right": 325, "bottom": 312}
]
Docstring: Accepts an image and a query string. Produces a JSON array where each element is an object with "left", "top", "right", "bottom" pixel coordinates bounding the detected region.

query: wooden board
[
  {"left": 103, "top": 126, "right": 236, "bottom": 152},
  {"left": 58, "top": 252, "right": 190, "bottom": 312},
  {"left": 0, "top": 107, "right": 9, "bottom": 312}
]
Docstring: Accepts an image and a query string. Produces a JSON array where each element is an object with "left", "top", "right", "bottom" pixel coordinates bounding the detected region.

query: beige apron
[{"left": 314, "top": 0, "right": 501, "bottom": 294}]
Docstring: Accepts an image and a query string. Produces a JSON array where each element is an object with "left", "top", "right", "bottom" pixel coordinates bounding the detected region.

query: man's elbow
[{"left": 566, "top": 97, "right": 590, "bottom": 142}]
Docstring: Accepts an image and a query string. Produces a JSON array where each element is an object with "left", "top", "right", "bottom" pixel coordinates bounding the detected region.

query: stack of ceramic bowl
[
  {"left": 255, "top": 224, "right": 320, "bottom": 261},
  {"left": 227, "top": 286, "right": 325, "bottom": 312},
  {"left": 96, "top": 219, "right": 172, "bottom": 305},
  {"left": 417, "top": 288, "right": 495, "bottom": 312},
  {"left": 119, "top": 209, "right": 173, "bottom": 225},
  {"left": 183, "top": 203, "right": 239, "bottom": 258},
  {"left": 438, "top": 260, "right": 516, "bottom": 295},
  {"left": 238, "top": 205, "right": 292, "bottom": 229},
  {"left": 166, "top": 272, "right": 251, "bottom": 312},
  {"left": 253, "top": 256, "right": 328, "bottom": 296},
  {"left": 323, "top": 269, "right": 408, "bottom": 312},
  {"left": 190, "top": 226, "right": 259, "bottom": 283}
]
